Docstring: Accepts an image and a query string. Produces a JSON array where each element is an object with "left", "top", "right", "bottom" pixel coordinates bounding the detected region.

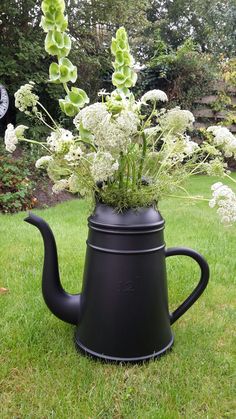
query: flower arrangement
[{"left": 4, "top": 0, "right": 236, "bottom": 224}]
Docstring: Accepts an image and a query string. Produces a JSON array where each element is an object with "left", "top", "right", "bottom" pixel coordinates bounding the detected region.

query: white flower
[
  {"left": 144, "top": 126, "right": 162, "bottom": 141},
  {"left": 115, "top": 110, "right": 139, "bottom": 136},
  {"left": 35, "top": 156, "right": 53, "bottom": 169},
  {"left": 101, "top": 123, "right": 131, "bottom": 152},
  {"left": 74, "top": 103, "right": 110, "bottom": 132},
  {"left": 141, "top": 90, "right": 168, "bottom": 104},
  {"left": 52, "top": 179, "right": 69, "bottom": 194},
  {"left": 161, "top": 134, "right": 199, "bottom": 164},
  {"left": 15, "top": 125, "right": 28, "bottom": 139},
  {"left": 46, "top": 129, "right": 74, "bottom": 153},
  {"left": 4, "top": 124, "right": 17, "bottom": 152},
  {"left": 91, "top": 152, "right": 119, "bottom": 182},
  {"left": 68, "top": 174, "right": 80, "bottom": 194},
  {"left": 209, "top": 182, "right": 236, "bottom": 225},
  {"left": 4, "top": 123, "right": 28, "bottom": 153},
  {"left": 97, "top": 89, "right": 110, "bottom": 97},
  {"left": 209, "top": 199, "right": 216, "bottom": 208},
  {"left": 65, "top": 174, "right": 89, "bottom": 196},
  {"left": 14, "top": 81, "right": 39, "bottom": 114},
  {"left": 207, "top": 126, "right": 236, "bottom": 158},
  {"left": 183, "top": 135, "right": 199, "bottom": 155},
  {"left": 211, "top": 182, "right": 223, "bottom": 191},
  {"left": 64, "top": 145, "right": 84, "bottom": 162},
  {"left": 160, "top": 107, "right": 195, "bottom": 134},
  {"left": 75, "top": 103, "right": 138, "bottom": 153}
]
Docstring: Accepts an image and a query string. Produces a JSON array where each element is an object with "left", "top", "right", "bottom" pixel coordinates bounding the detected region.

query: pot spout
[{"left": 24, "top": 213, "right": 82, "bottom": 325}]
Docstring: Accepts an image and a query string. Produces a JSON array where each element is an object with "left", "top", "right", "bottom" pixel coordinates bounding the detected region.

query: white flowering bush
[{"left": 4, "top": 0, "right": 236, "bottom": 223}]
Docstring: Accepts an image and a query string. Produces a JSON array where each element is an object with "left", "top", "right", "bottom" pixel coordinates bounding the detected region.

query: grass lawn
[{"left": 0, "top": 175, "right": 235, "bottom": 418}]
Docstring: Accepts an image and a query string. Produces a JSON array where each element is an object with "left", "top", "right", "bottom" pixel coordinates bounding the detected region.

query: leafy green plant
[
  {"left": 0, "top": 154, "right": 36, "bottom": 213},
  {"left": 138, "top": 38, "right": 219, "bottom": 109},
  {"left": 210, "top": 91, "right": 232, "bottom": 113}
]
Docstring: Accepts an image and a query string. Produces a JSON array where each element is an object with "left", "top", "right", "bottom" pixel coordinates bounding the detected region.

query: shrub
[
  {"left": 0, "top": 144, "right": 37, "bottom": 213},
  {"left": 137, "top": 39, "right": 219, "bottom": 109}
]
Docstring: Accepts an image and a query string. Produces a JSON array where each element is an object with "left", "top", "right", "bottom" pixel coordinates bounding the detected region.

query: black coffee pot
[{"left": 25, "top": 203, "right": 209, "bottom": 362}]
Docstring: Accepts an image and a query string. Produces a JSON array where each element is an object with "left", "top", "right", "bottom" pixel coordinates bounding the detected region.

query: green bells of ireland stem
[
  {"left": 41, "top": 0, "right": 67, "bottom": 33},
  {"left": 41, "top": 11, "right": 68, "bottom": 33},
  {"left": 111, "top": 27, "right": 137, "bottom": 95},
  {"left": 59, "top": 88, "right": 90, "bottom": 117},
  {"left": 41, "top": 0, "right": 89, "bottom": 117},
  {"left": 49, "top": 58, "right": 77, "bottom": 84},
  {"left": 41, "top": 0, "right": 65, "bottom": 15},
  {"left": 45, "top": 31, "right": 71, "bottom": 58}
]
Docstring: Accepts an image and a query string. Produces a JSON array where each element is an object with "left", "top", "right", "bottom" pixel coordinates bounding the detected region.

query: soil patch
[{"left": 33, "top": 179, "right": 76, "bottom": 209}]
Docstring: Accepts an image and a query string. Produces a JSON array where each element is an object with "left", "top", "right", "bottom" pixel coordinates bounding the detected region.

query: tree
[{"left": 147, "top": 0, "right": 236, "bottom": 57}]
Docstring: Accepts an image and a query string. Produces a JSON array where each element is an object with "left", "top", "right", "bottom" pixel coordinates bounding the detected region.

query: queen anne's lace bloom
[
  {"left": 4, "top": 124, "right": 18, "bottom": 153},
  {"left": 100, "top": 123, "right": 130, "bottom": 152},
  {"left": 4, "top": 124, "right": 28, "bottom": 152},
  {"left": 52, "top": 179, "right": 69, "bottom": 194},
  {"left": 116, "top": 110, "right": 139, "bottom": 136},
  {"left": 64, "top": 145, "right": 84, "bottom": 162},
  {"left": 162, "top": 134, "right": 199, "bottom": 163},
  {"left": 35, "top": 156, "right": 53, "bottom": 168},
  {"left": 207, "top": 126, "right": 236, "bottom": 158},
  {"left": 205, "top": 158, "right": 226, "bottom": 177},
  {"left": 160, "top": 107, "right": 195, "bottom": 134},
  {"left": 74, "top": 103, "right": 110, "bottom": 132},
  {"left": 141, "top": 90, "right": 168, "bottom": 104},
  {"left": 209, "top": 182, "right": 236, "bottom": 224},
  {"left": 183, "top": 136, "right": 199, "bottom": 155},
  {"left": 14, "top": 82, "right": 39, "bottom": 114},
  {"left": 75, "top": 104, "right": 139, "bottom": 153},
  {"left": 91, "top": 152, "right": 119, "bottom": 182},
  {"left": 46, "top": 128, "right": 74, "bottom": 153}
]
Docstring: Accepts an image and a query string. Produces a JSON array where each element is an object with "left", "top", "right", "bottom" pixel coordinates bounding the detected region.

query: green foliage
[
  {"left": 211, "top": 59, "right": 236, "bottom": 127},
  {"left": 222, "top": 58, "right": 236, "bottom": 87},
  {"left": 147, "top": 0, "right": 236, "bottom": 58},
  {"left": 0, "top": 153, "right": 35, "bottom": 213},
  {"left": 138, "top": 38, "right": 219, "bottom": 108},
  {"left": 210, "top": 91, "right": 232, "bottom": 112}
]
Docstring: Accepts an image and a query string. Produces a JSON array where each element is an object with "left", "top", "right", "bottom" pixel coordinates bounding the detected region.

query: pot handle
[{"left": 165, "top": 247, "right": 209, "bottom": 325}]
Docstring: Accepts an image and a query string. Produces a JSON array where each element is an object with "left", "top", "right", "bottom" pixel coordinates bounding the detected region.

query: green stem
[
  {"left": 164, "top": 194, "right": 210, "bottom": 202},
  {"left": 63, "top": 83, "right": 70, "bottom": 95},
  {"left": 75, "top": 138, "right": 97, "bottom": 152},
  {"left": 37, "top": 101, "right": 58, "bottom": 129},
  {"left": 138, "top": 131, "right": 147, "bottom": 187},
  {"left": 126, "top": 158, "right": 130, "bottom": 191},
  {"left": 119, "top": 153, "right": 125, "bottom": 190},
  {"left": 225, "top": 173, "right": 236, "bottom": 184},
  {"left": 132, "top": 159, "right": 136, "bottom": 191},
  {"left": 188, "top": 153, "right": 211, "bottom": 176},
  {"left": 35, "top": 113, "right": 55, "bottom": 130},
  {"left": 143, "top": 102, "right": 156, "bottom": 130},
  {"left": 21, "top": 138, "right": 51, "bottom": 153}
]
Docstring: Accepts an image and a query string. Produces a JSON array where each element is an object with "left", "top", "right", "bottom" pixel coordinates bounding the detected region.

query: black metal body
[{"left": 25, "top": 203, "right": 209, "bottom": 363}]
